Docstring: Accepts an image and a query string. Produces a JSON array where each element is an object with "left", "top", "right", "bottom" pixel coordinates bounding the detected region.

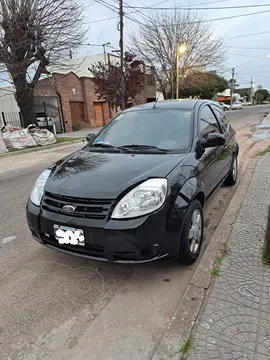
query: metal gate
[{"left": 0, "top": 112, "right": 22, "bottom": 128}]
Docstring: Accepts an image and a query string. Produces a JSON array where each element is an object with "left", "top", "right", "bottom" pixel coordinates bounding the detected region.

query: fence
[{"left": 0, "top": 111, "right": 22, "bottom": 128}]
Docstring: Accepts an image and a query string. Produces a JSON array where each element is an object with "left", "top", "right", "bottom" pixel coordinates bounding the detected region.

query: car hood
[{"left": 45, "top": 150, "right": 186, "bottom": 199}]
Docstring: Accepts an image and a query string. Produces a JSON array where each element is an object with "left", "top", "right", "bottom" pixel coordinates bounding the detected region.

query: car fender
[
  {"left": 174, "top": 177, "right": 205, "bottom": 210},
  {"left": 171, "top": 177, "right": 205, "bottom": 253}
]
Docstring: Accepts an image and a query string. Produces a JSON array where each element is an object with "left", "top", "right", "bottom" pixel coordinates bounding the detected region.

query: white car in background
[
  {"left": 231, "top": 102, "right": 243, "bottom": 110},
  {"left": 242, "top": 101, "right": 252, "bottom": 106},
  {"left": 218, "top": 102, "right": 231, "bottom": 111}
]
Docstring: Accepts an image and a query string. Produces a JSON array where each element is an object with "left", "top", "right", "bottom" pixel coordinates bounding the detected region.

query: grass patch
[
  {"left": 179, "top": 338, "right": 193, "bottom": 360},
  {"left": 7, "top": 148, "right": 20, "bottom": 152},
  {"left": 211, "top": 266, "right": 220, "bottom": 277},
  {"left": 56, "top": 137, "right": 85, "bottom": 143},
  {"left": 257, "top": 146, "right": 270, "bottom": 156},
  {"left": 217, "top": 242, "right": 229, "bottom": 264},
  {"left": 211, "top": 242, "right": 229, "bottom": 277},
  {"left": 262, "top": 253, "right": 270, "bottom": 266}
]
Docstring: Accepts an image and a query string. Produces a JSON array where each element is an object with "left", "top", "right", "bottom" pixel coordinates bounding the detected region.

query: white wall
[{"left": 0, "top": 87, "right": 20, "bottom": 126}]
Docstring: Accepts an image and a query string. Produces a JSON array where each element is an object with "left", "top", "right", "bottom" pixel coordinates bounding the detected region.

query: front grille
[
  {"left": 42, "top": 235, "right": 138, "bottom": 261},
  {"left": 42, "top": 234, "right": 106, "bottom": 257},
  {"left": 42, "top": 191, "right": 113, "bottom": 219}
]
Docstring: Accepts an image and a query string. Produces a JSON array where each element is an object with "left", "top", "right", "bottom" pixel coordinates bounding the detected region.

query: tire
[
  {"left": 176, "top": 199, "right": 204, "bottom": 265},
  {"left": 224, "top": 156, "right": 238, "bottom": 186}
]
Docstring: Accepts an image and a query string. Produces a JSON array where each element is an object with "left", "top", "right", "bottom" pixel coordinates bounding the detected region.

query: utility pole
[
  {"left": 102, "top": 42, "right": 111, "bottom": 65},
  {"left": 250, "top": 77, "right": 253, "bottom": 104},
  {"left": 176, "top": 51, "right": 179, "bottom": 100},
  {"left": 230, "top": 67, "right": 235, "bottom": 106},
  {"left": 119, "top": 0, "right": 125, "bottom": 110}
]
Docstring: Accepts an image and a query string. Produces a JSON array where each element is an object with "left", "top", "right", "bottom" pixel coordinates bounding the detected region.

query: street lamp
[{"left": 176, "top": 43, "right": 187, "bottom": 99}]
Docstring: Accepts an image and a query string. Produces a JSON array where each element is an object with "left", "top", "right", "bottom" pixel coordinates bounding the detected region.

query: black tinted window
[
  {"left": 200, "top": 106, "right": 221, "bottom": 139},
  {"left": 212, "top": 105, "right": 228, "bottom": 131},
  {"left": 90, "top": 109, "right": 193, "bottom": 151}
]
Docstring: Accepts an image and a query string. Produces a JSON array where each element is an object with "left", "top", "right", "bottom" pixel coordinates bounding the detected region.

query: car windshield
[{"left": 87, "top": 109, "right": 193, "bottom": 152}]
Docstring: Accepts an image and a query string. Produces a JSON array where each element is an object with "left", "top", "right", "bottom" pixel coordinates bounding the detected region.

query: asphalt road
[{"left": 0, "top": 105, "right": 269, "bottom": 360}]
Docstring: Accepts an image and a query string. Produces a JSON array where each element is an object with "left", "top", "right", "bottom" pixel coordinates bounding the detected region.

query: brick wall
[{"left": 35, "top": 73, "right": 111, "bottom": 132}]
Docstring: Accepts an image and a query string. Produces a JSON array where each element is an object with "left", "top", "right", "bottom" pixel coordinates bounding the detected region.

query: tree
[
  {"left": 0, "top": 0, "right": 84, "bottom": 127},
  {"left": 90, "top": 52, "right": 145, "bottom": 110},
  {"left": 255, "top": 88, "right": 269, "bottom": 104},
  {"left": 129, "top": 10, "right": 226, "bottom": 99},
  {"left": 178, "top": 71, "right": 228, "bottom": 99},
  {"left": 228, "top": 78, "right": 239, "bottom": 91}
]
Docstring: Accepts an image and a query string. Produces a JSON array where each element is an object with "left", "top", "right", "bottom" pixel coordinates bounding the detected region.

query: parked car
[
  {"left": 231, "top": 102, "right": 243, "bottom": 110},
  {"left": 242, "top": 102, "right": 252, "bottom": 106},
  {"left": 27, "top": 100, "right": 239, "bottom": 265},
  {"left": 219, "top": 102, "right": 231, "bottom": 111},
  {"left": 262, "top": 100, "right": 269, "bottom": 104}
]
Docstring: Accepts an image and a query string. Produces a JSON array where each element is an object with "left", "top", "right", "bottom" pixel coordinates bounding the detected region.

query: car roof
[{"left": 124, "top": 99, "right": 218, "bottom": 112}]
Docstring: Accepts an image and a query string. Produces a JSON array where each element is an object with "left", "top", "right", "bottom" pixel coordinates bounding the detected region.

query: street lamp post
[{"left": 176, "top": 43, "right": 187, "bottom": 99}]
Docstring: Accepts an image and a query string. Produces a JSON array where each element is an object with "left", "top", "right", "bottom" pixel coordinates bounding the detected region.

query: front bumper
[{"left": 26, "top": 199, "right": 186, "bottom": 263}]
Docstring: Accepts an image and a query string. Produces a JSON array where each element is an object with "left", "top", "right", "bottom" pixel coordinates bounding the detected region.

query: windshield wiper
[
  {"left": 120, "top": 144, "right": 168, "bottom": 152},
  {"left": 91, "top": 143, "right": 120, "bottom": 150}
]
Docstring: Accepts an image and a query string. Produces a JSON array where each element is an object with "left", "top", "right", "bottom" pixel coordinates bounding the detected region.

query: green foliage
[
  {"left": 255, "top": 89, "right": 269, "bottom": 103},
  {"left": 211, "top": 266, "right": 220, "bottom": 277},
  {"left": 179, "top": 71, "right": 228, "bottom": 99},
  {"left": 179, "top": 338, "right": 193, "bottom": 359}
]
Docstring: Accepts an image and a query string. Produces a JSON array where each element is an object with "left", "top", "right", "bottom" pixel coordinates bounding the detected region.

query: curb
[
  {"left": 0, "top": 139, "right": 85, "bottom": 159},
  {"left": 152, "top": 157, "right": 259, "bottom": 360}
]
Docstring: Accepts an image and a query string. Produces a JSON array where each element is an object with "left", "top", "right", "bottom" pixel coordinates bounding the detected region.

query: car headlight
[
  {"left": 111, "top": 178, "right": 168, "bottom": 219},
  {"left": 30, "top": 169, "right": 51, "bottom": 206}
]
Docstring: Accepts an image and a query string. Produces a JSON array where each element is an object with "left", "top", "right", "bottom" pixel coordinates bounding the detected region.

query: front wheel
[
  {"left": 224, "top": 156, "right": 238, "bottom": 186},
  {"left": 176, "top": 199, "right": 204, "bottom": 265}
]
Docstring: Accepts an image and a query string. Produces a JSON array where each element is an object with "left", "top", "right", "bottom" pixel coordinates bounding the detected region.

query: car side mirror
[
  {"left": 201, "top": 133, "right": 226, "bottom": 148},
  {"left": 86, "top": 133, "right": 96, "bottom": 143}
]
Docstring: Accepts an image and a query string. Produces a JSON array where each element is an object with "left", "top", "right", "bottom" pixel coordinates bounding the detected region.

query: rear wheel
[
  {"left": 224, "top": 156, "right": 237, "bottom": 186},
  {"left": 176, "top": 199, "right": 204, "bottom": 265}
]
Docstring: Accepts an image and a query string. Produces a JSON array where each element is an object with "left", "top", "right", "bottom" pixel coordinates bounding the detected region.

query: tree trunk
[{"left": 14, "top": 86, "right": 38, "bottom": 128}]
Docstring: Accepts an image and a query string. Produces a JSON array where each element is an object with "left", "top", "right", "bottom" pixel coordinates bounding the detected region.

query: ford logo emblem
[{"left": 63, "top": 205, "right": 77, "bottom": 213}]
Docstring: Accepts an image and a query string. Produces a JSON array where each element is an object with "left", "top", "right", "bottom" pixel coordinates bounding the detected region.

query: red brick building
[
  {"left": 34, "top": 72, "right": 110, "bottom": 133},
  {"left": 34, "top": 53, "right": 156, "bottom": 133}
]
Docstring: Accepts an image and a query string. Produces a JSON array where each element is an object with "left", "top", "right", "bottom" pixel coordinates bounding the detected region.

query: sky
[{"left": 79, "top": 0, "right": 270, "bottom": 90}]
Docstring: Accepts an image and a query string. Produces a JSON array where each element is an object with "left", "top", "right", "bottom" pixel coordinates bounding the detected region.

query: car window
[
  {"left": 211, "top": 105, "right": 229, "bottom": 132},
  {"left": 88, "top": 109, "right": 193, "bottom": 152},
  {"left": 200, "top": 105, "right": 221, "bottom": 139}
]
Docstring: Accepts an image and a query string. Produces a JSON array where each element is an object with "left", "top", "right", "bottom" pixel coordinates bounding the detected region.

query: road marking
[{"left": 2, "top": 236, "right": 17, "bottom": 244}]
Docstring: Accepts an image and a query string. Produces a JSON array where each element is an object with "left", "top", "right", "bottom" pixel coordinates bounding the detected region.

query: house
[
  {"left": 217, "top": 88, "right": 241, "bottom": 104},
  {"left": 34, "top": 53, "right": 156, "bottom": 132}
]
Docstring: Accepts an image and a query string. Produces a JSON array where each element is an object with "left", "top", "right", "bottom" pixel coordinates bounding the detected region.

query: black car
[{"left": 27, "top": 100, "right": 238, "bottom": 265}]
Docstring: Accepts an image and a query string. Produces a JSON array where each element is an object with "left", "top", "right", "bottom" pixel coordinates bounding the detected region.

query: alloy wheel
[{"left": 189, "top": 209, "right": 202, "bottom": 254}]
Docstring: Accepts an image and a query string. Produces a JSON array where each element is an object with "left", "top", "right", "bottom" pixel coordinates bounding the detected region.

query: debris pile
[{"left": 0, "top": 124, "right": 56, "bottom": 153}]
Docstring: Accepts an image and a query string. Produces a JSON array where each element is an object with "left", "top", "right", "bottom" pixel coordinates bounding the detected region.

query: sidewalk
[
  {"left": 57, "top": 127, "right": 102, "bottom": 138},
  {"left": 188, "top": 154, "right": 270, "bottom": 360}
]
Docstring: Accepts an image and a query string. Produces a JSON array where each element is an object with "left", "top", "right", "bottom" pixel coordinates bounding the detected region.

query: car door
[
  {"left": 211, "top": 104, "right": 234, "bottom": 179},
  {"left": 197, "top": 104, "right": 228, "bottom": 196}
]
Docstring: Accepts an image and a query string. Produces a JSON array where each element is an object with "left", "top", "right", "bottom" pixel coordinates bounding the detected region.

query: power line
[
  {"left": 228, "top": 46, "right": 270, "bottom": 51},
  {"left": 84, "top": 16, "right": 118, "bottom": 24},
  {"left": 229, "top": 53, "right": 269, "bottom": 59},
  {"left": 94, "top": 0, "right": 119, "bottom": 12},
  {"left": 236, "top": 51, "right": 267, "bottom": 68},
  {"left": 78, "top": 43, "right": 106, "bottom": 47},
  {"left": 124, "top": 3, "right": 270, "bottom": 11},
  {"left": 125, "top": 9, "right": 270, "bottom": 27},
  {"left": 225, "top": 30, "right": 270, "bottom": 40}
]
